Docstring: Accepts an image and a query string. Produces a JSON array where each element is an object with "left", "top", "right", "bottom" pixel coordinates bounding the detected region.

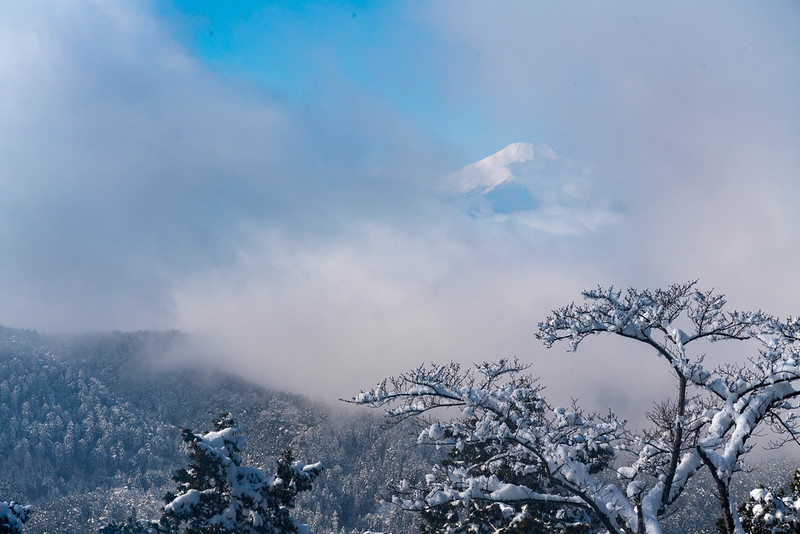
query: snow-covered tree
[
  {"left": 158, "top": 413, "right": 323, "bottom": 534},
  {"left": 98, "top": 515, "right": 156, "bottom": 534},
  {"left": 536, "top": 282, "right": 800, "bottom": 533},
  {"left": 0, "top": 500, "right": 31, "bottom": 534},
  {"left": 736, "top": 468, "right": 800, "bottom": 533},
  {"left": 353, "top": 282, "right": 800, "bottom": 534},
  {"left": 351, "top": 360, "right": 614, "bottom": 533}
]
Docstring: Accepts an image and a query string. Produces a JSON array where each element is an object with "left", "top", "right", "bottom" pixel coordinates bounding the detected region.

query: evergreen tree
[
  {"left": 734, "top": 469, "right": 800, "bottom": 534},
  {"left": 98, "top": 515, "right": 155, "bottom": 534},
  {"left": 158, "top": 413, "right": 323, "bottom": 534},
  {"left": 0, "top": 500, "right": 31, "bottom": 534}
]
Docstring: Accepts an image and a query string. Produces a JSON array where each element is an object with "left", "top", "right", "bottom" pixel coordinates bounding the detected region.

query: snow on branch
[
  {"left": 353, "top": 283, "right": 800, "bottom": 533},
  {"left": 161, "top": 413, "right": 323, "bottom": 534},
  {"left": 351, "top": 361, "right": 632, "bottom": 533},
  {"left": 350, "top": 359, "right": 538, "bottom": 425},
  {"left": 535, "top": 282, "right": 800, "bottom": 534},
  {"left": 0, "top": 501, "right": 31, "bottom": 534}
]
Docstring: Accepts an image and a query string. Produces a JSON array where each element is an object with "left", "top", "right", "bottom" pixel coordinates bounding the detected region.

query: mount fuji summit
[
  {"left": 443, "top": 142, "right": 621, "bottom": 235},
  {"left": 445, "top": 142, "right": 556, "bottom": 194}
]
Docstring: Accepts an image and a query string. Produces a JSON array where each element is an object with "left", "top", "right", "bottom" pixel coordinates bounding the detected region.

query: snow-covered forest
[
  {"left": 4, "top": 283, "right": 800, "bottom": 533},
  {"left": 0, "top": 327, "right": 430, "bottom": 533},
  {"left": 2, "top": 0, "right": 798, "bottom": 532}
]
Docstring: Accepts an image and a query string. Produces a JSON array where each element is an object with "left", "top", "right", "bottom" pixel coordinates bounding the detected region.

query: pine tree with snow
[
  {"left": 98, "top": 515, "right": 157, "bottom": 534},
  {"left": 158, "top": 413, "right": 323, "bottom": 534},
  {"left": 735, "top": 469, "right": 800, "bottom": 534},
  {"left": 0, "top": 501, "right": 31, "bottom": 534}
]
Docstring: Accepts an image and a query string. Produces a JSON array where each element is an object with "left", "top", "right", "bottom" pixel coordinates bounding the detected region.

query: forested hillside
[
  {"left": 0, "top": 328, "right": 427, "bottom": 533},
  {"left": 0, "top": 326, "right": 797, "bottom": 533}
]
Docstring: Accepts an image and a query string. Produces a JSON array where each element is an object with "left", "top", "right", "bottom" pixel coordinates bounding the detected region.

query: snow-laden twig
[
  {"left": 351, "top": 359, "right": 630, "bottom": 533},
  {"left": 353, "top": 283, "right": 800, "bottom": 534},
  {"left": 537, "top": 282, "right": 800, "bottom": 534}
]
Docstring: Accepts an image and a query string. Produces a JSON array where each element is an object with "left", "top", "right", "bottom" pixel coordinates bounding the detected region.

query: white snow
[
  {"left": 444, "top": 142, "right": 541, "bottom": 194},
  {"left": 355, "top": 282, "right": 800, "bottom": 534}
]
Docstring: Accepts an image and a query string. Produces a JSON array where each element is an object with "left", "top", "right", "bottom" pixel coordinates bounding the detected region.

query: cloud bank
[{"left": 1, "top": 1, "right": 798, "bottom": 415}]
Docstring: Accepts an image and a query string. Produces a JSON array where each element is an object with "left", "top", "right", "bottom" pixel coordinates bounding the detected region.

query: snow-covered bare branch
[
  {"left": 537, "top": 282, "right": 800, "bottom": 534},
  {"left": 352, "top": 360, "right": 628, "bottom": 533},
  {"left": 354, "top": 283, "right": 800, "bottom": 534}
]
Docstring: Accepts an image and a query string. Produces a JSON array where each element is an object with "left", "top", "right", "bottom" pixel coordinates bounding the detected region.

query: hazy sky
[{"left": 1, "top": 1, "right": 799, "bottom": 411}]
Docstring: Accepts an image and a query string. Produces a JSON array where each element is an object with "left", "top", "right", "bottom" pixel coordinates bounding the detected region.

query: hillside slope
[{"left": 1, "top": 326, "right": 797, "bottom": 533}]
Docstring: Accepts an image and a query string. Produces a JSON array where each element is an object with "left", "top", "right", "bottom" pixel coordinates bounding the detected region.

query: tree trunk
[{"left": 696, "top": 446, "right": 735, "bottom": 534}]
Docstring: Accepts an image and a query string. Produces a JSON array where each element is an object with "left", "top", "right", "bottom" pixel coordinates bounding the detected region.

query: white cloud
[
  {"left": 0, "top": 1, "right": 445, "bottom": 332},
  {"left": 417, "top": 1, "right": 800, "bottom": 305},
  {"left": 170, "top": 220, "right": 604, "bottom": 401},
  {"left": 1, "top": 0, "right": 798, "bottom": 417},
  {"left": 442, "top": 142, "right": 621, "bottom": 238}
]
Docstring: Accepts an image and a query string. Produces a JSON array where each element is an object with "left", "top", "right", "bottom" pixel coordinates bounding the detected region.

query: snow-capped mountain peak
[
  {"left": 445, "top": 142, "right": 556, "bottom": 194},
  {"left": 441, "top": 142, "right": 621, "bottom": 235}
]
